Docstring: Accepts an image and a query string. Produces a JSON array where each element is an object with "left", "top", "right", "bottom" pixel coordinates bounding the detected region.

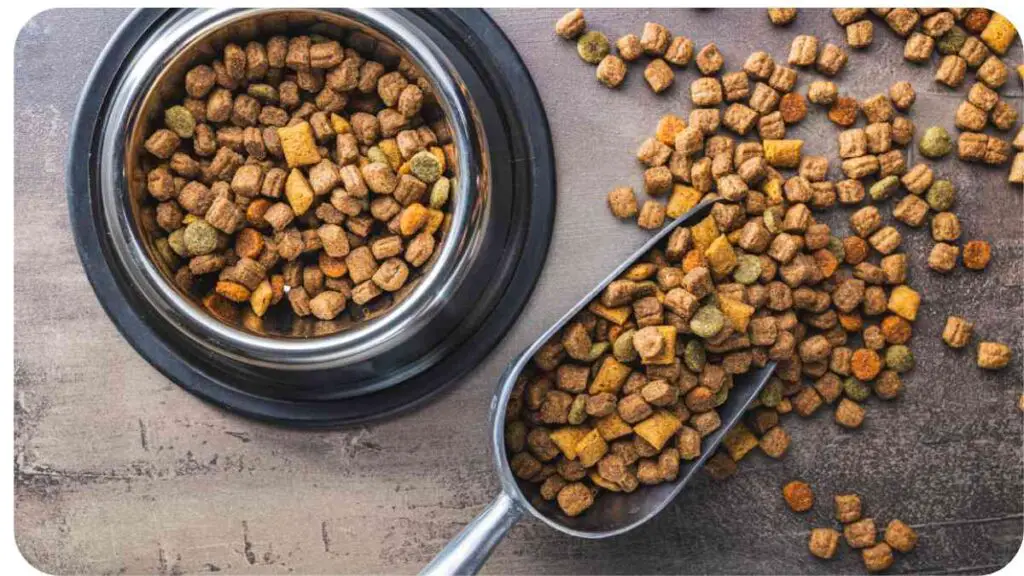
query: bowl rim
[{"left": 99, "top": 7, "right": 487, "bottom": 369}]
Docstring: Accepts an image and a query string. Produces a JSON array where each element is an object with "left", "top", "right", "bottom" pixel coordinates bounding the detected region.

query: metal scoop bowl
[{"left": 423, "top": 200, "right": 776, "bottom": 575}]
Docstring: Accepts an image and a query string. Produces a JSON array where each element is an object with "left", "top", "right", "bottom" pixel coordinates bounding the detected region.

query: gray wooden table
[{"left": 15, "top": 9, "right": 1024, "bottom": 574}]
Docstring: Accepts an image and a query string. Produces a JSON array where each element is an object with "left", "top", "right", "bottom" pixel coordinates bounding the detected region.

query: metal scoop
[{"left": 422, "top": 200, "right": 776, "bottom": 575}]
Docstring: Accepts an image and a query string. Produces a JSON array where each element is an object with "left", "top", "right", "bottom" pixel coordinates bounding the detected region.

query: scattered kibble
[{"left": 783, "top": 480, "right": 815, "bottom": 512}]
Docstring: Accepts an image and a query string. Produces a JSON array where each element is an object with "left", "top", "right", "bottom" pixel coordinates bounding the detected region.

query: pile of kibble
[
  {"left": 783, "top": 481, "right": 919, "bottom": 572},
  {"left": 140, "top": 31, "right": 455, "bottom": 328},
  {"left": 507, "top": 7, "right": 1017, "bottom": 571}
]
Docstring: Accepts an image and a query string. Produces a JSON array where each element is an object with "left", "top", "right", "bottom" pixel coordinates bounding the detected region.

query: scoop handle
[{"left": 420, "top": 491, "right": 523, "bottom": 576}]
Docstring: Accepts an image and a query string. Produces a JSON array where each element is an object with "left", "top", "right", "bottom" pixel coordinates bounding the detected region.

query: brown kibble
[
  {"left": 556, "top": 482, "right": 594, "bottom": 517},
  {"left": 809, "top": 528, "right": 841, "bottom": 560},
  {"left": 779, "top": 93, "right": 807, "bottom": 124},
  {"left": 782, "top": 480, "right": 814, "bottom": 512},
  {"left": 644, "top": 59, "right": 674, "bottom": 93},
  {"left": 596, "top": 55, "right": 627, "bottom": 88},
  {"left": 640, "top": 22, "right": 671, "bottom": 56},
  {"left": 884, "top": 519, "right": 918, "bottom": 553},
  {"left": 695, "top": 43, "right": 724, "bottom": 75},
  {"left": 555, "top": 9, "right": 586, "bottom": 40},
  {"left": 845, "top": 518, "right": 877, "bottom": 549},
  {"left": 835, "top": 493, "right": 862, "bottom": 523},
  {"left": 637, "top": 201, "right": 667, "bottom": 230},
  {"left": 789, "top": 35, "right": 818, "bottom": 67},
  {"left": 828, "top": 96, "right": 859, "bottom": 127},
  {"left": 846, "top": 20, "right": 874, "bottom": 49},
  {"left": 816, "top": 43, "right": 847, "bottom": 76},
  {"left": 962, "top": 240, "right": 992, "bottom": 270},
  {"left": 862, "top": 543, "right": 894, "bottom": 573}
]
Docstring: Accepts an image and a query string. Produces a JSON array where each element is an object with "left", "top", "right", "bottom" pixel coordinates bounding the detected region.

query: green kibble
[
  {"left": 926, "top": 179, "right": 956, "bottom": 211},
  {"left": 885, "top": 345, "right": 915, "bottom": 373},
  {"left": 366, "top": 146, "right": 389, "bottom": 166},
  {"left": 613, "top": 329, "right": 638, "bottom": 362},
  {"left": 247, "top": 83, "right": 280, "bottom": 103},
  {"left": 576, "top": 31, "right": 610, "bottom": 64},
  {"left": 869, "top": 175, "right": 900, "bottom": 201},
  {"left": 568, "top": 394, "right": 588, "bottom": 425},
  {"left": 759, "top": 378, "right": 782, "bottom": 408},
  {"left": 919, "top": 126, "right": 952, "bottom": 158},
  {"left": 167, "top": 228, "right": 188, "bottom": 257},
  {"left": 410, "top": 150, "right": 442, "bottom": 183},
  {"left": 936, "top": 26, "right": 967, "bottom": 55},
  {"left": 585, "top": 341, "right": 610, "bottom": 362},
  {"left": 683, "top": 339, "right": 707, "bottom": 372},
  {"left": 712, "top": 385, "right": 730, "bottom": 407},
  {"left": 733, "top": 254, "right": 763, "bottom": 285},
  {"left": 429, "top": 176, "right": 451, "bottom": 209},
  {"left": 183, "top": 220, "right": 218, "bottom": 256},
  {"left": 690, "top": 305, "right": 725, "bottom": 338},
  {"left": 154, "top": 237, "right": 179, "bottom": 267},
  {"left": 828, "top": 236, "right": 846, "bottom": 262},
  {"left": 164, "top": 105, "right": 196, "bottom": 139},
  {"left": 309, "top": 33, "right": 331, "bottom": 44},
  {"left": 843, "top": 377, "right": 872, "bottom": 402}
]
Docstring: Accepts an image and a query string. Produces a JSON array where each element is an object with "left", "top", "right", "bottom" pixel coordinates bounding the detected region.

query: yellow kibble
[
  {"left": 398, "top": 161, "right": 412, "bottom": 175},
  {"left": 691, "top": 215, "right": 721, "bottom": 253},
  {"left": 378, "top": 139, "right": 402, "bottom": 170},
  {"left": 429, "top": 146, "right": 447, "bottom": 174},
  {"left": 763, "top": 177, "right": 784, "bottom": 205},
  {"left": 980, "top": 12, "right": 1017, "bottom": 56},
  {"left": 588, "top": 301, "right": 632, "bottom": 326},
  {"left": 704, "top": 235, "right": 738, "bottom": 275},
  {"left": 277, "top": 121, "right": 321, "bottom": 168},
  {"left": 666, "top": 184, "right": 703, "bottom": 218},
  {"left": 549, "top": 426, "right": 590, "bottom": 460},
  {"left": 249, "top": 280, "right": 273, "bottom": 317},
  {"left": 764, "top": 139, "right": 804, "bottom": 168},
  {"left": 887, "top": 285, "right": 921, "bottom": 321},
  {"left": 718, "top": 295, "right": 755, "bottom": 332},
  {"left": 655, "top": 114, "right": 687, "bottom": 146},
  {"left": 284, "top": 168, "right": 314, "bottom": 216},
  {"left": 329, "top": 113, "right": 351, "bottom": 134},
  {"left": 722, "top": 424, "right": 759, "bottom": 461},
  {"left": 424, "top": 208, "right": 445, "bottom": 234},
  {"left": 633, "top": 411, "right": 682, "bottom": 451}
]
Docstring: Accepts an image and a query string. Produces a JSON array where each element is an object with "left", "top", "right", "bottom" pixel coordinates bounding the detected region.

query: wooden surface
[{"left": 14, "top": 8, "right": 1024, "bottom": 574}]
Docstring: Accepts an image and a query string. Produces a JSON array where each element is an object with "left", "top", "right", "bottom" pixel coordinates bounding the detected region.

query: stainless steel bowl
[
  {"left": 105, "top": 8, "right": 485, "bottom": 370},
  {"left": 69, "top": 8, "right": 555, "bottom": 424}
]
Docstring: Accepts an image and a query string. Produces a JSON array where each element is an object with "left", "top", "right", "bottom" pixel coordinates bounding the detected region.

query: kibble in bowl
[{"left": 123, "top": 10, "right": 474, "bottom": 348}]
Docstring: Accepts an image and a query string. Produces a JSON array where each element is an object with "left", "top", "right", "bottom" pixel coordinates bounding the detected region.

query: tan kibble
[
  {"left": 846, "top": 20, "right": 874, "bottom": 49},
  {"left": 816, "top": 43, "right": 847, "bottom": 76},
  {"left": 884, "top": 519, "right": 918, "bottom": 553},
  {"left": 977, "top": 55, "right": 1008, "bottom": 89},
  {"left": 936, "top": 55, "right": 968, "bottom": 87},
  {"left": 978, "top": 342, "right": 1012, "bottom": 370},
  {"left": 809, "top": 528, "right": 841, "bottom": 559},
  {"left": 644, "top": 59, "right": 674, "bottom": 93},
  {"left": 789, "top": 35, "right": 818, "bottom": 67},
  {"left": 862, "top": 543, "right": 894, "bottom": 573},
  {"left": 596, "top": 55, "right": 627, "bottom": 88},
  {"left": 665, "top": 36, "right": 694, "bottom": 67},
  {"left": 637, "top": 201, "right": 666, "bottom": 230},
  {"left": 608, "top": 187, "right": 638, "bottom": 219},
  {"left": 616, "top": 34, "right": 642, "bottom": 61},
  {"left": 768, "top": 9, "right": 798, "bottom": 26},
  {"left": 555, "top": 9, "right": 586, "bottom": 40},
  {"left": 640, "top": 22, "right": 671, "bottom": 56},
  {"left": 807, "top": 80, "right": 837, "bottom": 105},
  {"left": 695, "top": 43, "right": 724, "bottom": 75},
  {"left": 955, "top": 100, "right": 988, "bottom": 131}
]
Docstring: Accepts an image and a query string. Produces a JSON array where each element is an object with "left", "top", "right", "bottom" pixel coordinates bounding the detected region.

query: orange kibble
[
  {"left": 318, "top": 251, "right": 348, "bottom": 278},
  {"left": 656, "top": 114, "right": 688, "bottom": 146},
  {"left": 783, "top": 480, "right": 815, "bottom": 512},
  {"left": 838, "top": 312, "right": 864, "bottom": 332},
  {"left": 880, "top": 315, "right": 913, "bottom": 344},
  {"left": 682, "top": 249, "right": 707, "bottom": 273},
  {"left": 851, "top": 348, "right": 882, "bottom": 381},
  {"left": 813, "top": 248, "right": 839, "bottom": 277},
  {"left": 246, "top": 198, "right": 272, "bottom": 227},
  {"left": 215, "top": 280, "right": 252, "bottom": 303},
  {"left": 962, "top": 239, "right": 992, "bottom": 270},
  {"left": 235, "top": 227, "right": 265, "bottom": 259},
  {"left": 202, "top": 292, "right": 238, "bottom": 322}
]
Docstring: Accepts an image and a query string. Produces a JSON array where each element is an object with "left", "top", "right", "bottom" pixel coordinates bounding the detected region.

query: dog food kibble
[
  {"left": 835, "top": 493, "right": 862, "bottom": 523},
  {"left": 139, "top": 31, "right": 454, "bottom": 325},
  {"left": 844, "top": 517, "right": 877, "bottom": 548},
  {"left": 577, "top": 31, "right": 611, "bottom": 64},
  {"left": 809, "top": 528, "right": 841, "bottom": 559},
  {"left": 962, "top": 240, "right": 992, "bottom": 270},
  {"left": 555, "top": 9, "right": 587, "bottom": 40},
  {"left": 919, "top": 126, "right": 953, "bottom": 158},
  {"left": 978, "top": 342, "right": 1012, "bottom": 370},
  {"left": 884, "top": 519, "right": 918, "bottom": 553},
  {"left": 862, "top": 543, "right": 894, "bottom": 573},
  {"left": 768, "top": 9, "right": 798, "bottom": 26},
  {"left": 783, "top": 480, "right": 814, "bottom": 512}
]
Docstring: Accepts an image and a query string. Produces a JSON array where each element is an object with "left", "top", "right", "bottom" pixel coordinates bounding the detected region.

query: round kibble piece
[
  {"left": 183, "top": 220, "right": 218, "bottom": 256},
  {"left": 782, "top": 480, "right": 814, "bottom": 512},
  {"left": 885, "top": 344, "right": 915, "bottom": 373},
  {"left": 577, "top": 31, "right": 611, "bottom": 64},
  {"left": 919, "top": 125, "right": 953, "bottom": 158},
  {"left": 690, "top": 305, "right": 725, "bottom": 338},
  {"left": 926, "top": 180, "right": 956, "bottom": 211},
  {"left": 409, "top": 150, "right": 442, "bottom": 183}
]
